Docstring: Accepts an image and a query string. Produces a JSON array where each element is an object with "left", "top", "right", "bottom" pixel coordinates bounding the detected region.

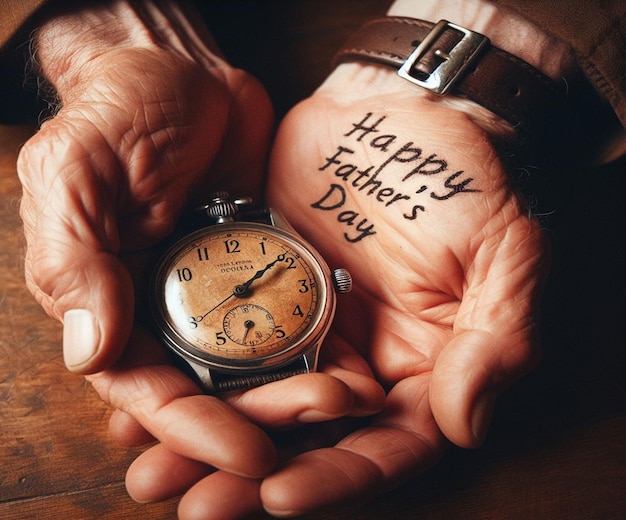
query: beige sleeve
[{"left": 493, "top": 0, "right": 626, "bottom": 127}]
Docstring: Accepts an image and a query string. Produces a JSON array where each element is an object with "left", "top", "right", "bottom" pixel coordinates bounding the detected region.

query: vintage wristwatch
[{"left": 149, "top": 192, "right": 352, "bottom": 393}]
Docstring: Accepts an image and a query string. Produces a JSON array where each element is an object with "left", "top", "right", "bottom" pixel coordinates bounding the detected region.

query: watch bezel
[{"left": 149, "top": 221, "right": 336, "bottom": 374}]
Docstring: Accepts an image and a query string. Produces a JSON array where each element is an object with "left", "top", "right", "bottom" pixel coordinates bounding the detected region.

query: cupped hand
[
  {"left": 16, "top": 5, "right": 387, "bottom": 518},
  {"left": 88, "top": 320, "right": 384, "bottom": 519},
  {"left": 17, "top": 1, "right": 273, "bottom": 373},
  {"left": 255, "top": 63, "right": 548, "bottom": 515}
]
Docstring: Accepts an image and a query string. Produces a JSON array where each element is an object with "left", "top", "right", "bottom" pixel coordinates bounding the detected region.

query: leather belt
[{"left": 334, "top": 17, "right": 569, "bottom": 132}]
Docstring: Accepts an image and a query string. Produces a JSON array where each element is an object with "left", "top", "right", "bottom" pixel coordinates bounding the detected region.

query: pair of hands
[{"left": 17, "top": 2, "right": 547, "bottom": 518}]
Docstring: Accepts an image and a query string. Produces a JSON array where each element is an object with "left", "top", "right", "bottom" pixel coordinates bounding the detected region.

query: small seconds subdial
[{"left": 223, "top": 304, "right": 275, "bottom": 346}]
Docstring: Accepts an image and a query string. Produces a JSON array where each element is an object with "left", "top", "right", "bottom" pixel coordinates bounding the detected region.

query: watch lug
[
  {"left": 301, "top": 342, "right": 321, "bottom": 372},
  {"left": 267, "top": 207, "right": 299, "bottom": 234},
  {"left": 186, "top": 360, "right": 216, "bottom": 392}
]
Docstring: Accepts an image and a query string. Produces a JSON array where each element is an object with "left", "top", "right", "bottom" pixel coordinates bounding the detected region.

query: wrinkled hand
[
  {"left": 89, "top": 321, "right": 385, "bottom": 519},
  {"left": 260, "top": 63, "right": 548, "bottom": 515},
  {"left": 17, "top": 1, "right": 273, "bottom": 372},
  {"left": 17, "top": 5, "right": 383, "bottom": 519}
]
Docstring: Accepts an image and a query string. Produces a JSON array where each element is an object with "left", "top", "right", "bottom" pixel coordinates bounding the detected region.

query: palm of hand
[{"left": 261, "top": 81, "right": 547, "bottom": 510}]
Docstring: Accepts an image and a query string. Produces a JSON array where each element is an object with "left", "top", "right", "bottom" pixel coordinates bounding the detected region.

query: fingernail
[
  {"left": 63, "top": 309, "right": 100, "bottom": 369},
  {"left": 471, "top": 392, "right": 496, "bottom": 445}
]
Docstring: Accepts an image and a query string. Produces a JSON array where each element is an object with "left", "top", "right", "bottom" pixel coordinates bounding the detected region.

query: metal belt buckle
[{"left": 398, "top": 20, "right": 489, "bottom": 95}]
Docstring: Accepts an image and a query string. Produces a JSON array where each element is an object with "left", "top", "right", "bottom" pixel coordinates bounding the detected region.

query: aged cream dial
[{"left": 152, "top": 223, "right": 330, "bottom": 368}]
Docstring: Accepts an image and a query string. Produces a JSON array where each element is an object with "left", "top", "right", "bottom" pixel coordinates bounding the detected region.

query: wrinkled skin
[
  {"left": 16, "top": 3, "right": 548, "bottom": 518},
  {"left": 108, "top": 66, "right": 547, "bottom": 519},
  {"left": 259, "top": 64, "right": 548, "bottom": 515},
  {"left": 18, "top": 20, "right": 273, "bottom": 370}
]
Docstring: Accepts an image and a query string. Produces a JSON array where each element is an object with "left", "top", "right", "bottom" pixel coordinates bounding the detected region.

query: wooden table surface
[{"left": 1, "top": 2, "right": 624, "bottom": 519}]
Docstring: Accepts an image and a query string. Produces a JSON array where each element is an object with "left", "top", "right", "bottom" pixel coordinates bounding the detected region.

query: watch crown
[
  {"left": 332, "top": 268, "right": 352, "bottom": 294},
  {"left": 205, "top": 192, "right": 253, "bottom": 223}
]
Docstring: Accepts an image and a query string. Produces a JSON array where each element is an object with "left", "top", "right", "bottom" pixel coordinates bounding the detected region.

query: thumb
[
  {"left": 58, "top": 255, "right": 134, "bottom": 374},
  {"left": 429, "top": 329, "right": 540, "bottom": 448},
  {"left": 18, "top": 131, "right": 134, "bottom": 374}
]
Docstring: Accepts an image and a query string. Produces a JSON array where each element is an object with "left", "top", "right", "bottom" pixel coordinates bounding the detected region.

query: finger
[
  {"left": 431, "top": 217, "right": 545, "bottom": 448},
  {"left": 261, "top": 375, "right": 447, "bottom": 517},
  {"left": 88, "top": 363, "right": 276, "bottom": 478},
  {"left": 126, "top": 443, "right": 211, "bottom": 503},
  {"left": 430, "top": 328, "right": 539, "bottom": 448},
  {"left": 318, "top": 332, "right": 387, "bottom": 417},
  {"left": 178, "top": 472, "right": 263, "bottom": 520},
  {"left": 319, "top": 367, "right": 386, "bottom": 417},
  {"left": 18, "top": 126, "right": 133, "bottom": 374},
  {"left": 109, "top": 409, "right": 156, "bottom": 447},
  {"left": 222, "top": 332, "right": 385, "bottom": 428},
  {"left": 224, "top": 373, "right": 355, "bottom": 428}
]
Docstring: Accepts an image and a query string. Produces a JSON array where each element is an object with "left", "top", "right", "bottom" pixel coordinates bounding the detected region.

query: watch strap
[
  {"left": 333, "top": 17, "right": 569, "bottom": 131},
  {"left": 211, "top": 362, "right": 309, "bottom": 392},
  {"left": 188, "top": 357, "right": 310, "bottom": 393}
]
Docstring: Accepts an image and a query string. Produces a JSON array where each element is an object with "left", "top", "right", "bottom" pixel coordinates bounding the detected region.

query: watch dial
[{"left": 153, "top": 224, "right": 327, "bottom": 365}]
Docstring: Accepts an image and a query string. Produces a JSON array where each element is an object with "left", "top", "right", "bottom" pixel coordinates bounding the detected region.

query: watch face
[{"left": 150, "top": 222, "right": 333, "bottom": 371}]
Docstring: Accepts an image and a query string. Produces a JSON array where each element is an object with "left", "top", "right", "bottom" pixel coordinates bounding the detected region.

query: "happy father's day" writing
[{"left": 311, "top": 112, "right": 481, "bottom": 242}]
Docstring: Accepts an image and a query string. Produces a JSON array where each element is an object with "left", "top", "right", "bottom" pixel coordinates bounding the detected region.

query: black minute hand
[{"left": 235, "top": 253, "right": 286, "bottom": 296}]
